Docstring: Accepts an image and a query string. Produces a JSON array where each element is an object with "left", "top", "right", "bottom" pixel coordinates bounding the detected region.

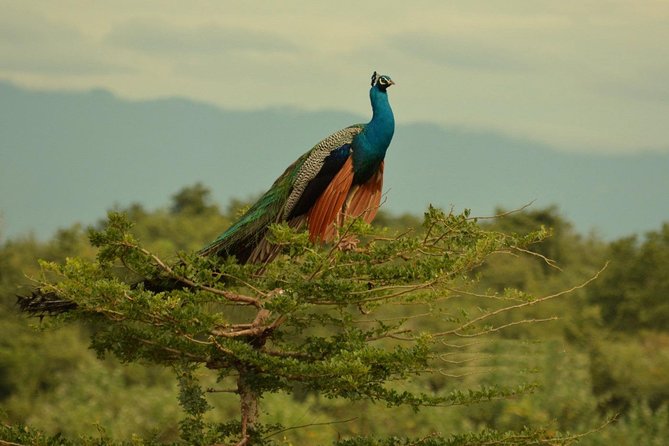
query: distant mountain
[{"left": 1, "top": 80, "right": 668, "bottom": 241}]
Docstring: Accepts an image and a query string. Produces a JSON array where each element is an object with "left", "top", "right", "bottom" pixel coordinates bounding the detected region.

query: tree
[
  {"left": 588, "top": 223, "right": 669, "bottom": 332},
  {"left": 583, "top": 224, "right": 669, "bottom": 415},
  {"left": 170, "top": 183, "right": 219, "bottom": 216},
  {"left": 8, "top": 207, "right": 597, "bottom": 445}
]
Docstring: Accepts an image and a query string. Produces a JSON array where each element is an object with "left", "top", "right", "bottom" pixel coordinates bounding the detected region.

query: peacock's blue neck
[{"left": 352, "top": 86, "right": 395, "bottom": 183}]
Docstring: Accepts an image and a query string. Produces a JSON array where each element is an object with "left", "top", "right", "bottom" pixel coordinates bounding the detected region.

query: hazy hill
[{"left": 1, "top": 80, "right": 668, "bottom": 240}]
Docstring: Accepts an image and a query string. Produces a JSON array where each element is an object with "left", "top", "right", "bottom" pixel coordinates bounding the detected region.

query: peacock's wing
[
  {"left": 282, "top": 125, "right": 364, "bottom": 220},
  {"left": 199, "top": 124, "right": 365, "bottom": 263}
]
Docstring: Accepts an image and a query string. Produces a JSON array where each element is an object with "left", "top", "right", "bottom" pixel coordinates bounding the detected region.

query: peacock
[
  {"left": 18, "top": 71, "right": 395, "bottom": 313},
  {"left": 199, "top": 71, "right": 395, "bottom": 264}
]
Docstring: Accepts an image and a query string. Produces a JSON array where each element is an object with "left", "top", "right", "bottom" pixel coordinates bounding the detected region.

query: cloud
[
  {"left": 0, "top": 55, "right": 128, "bottom": 76},
  {"left": 390, "top": 32, "right": 529, "bottom": 72},
  {"left": 0, "top": 10, "right": 129, "bottom": 75},
  {"left": 2, "top": 1, "right": 669, "bottom": 152},
  {"left": 0, "top": 11, "right": 79, "bottom": 44},
  {"left": 105, "top": 20, "right": 299, "bottom": 57}
]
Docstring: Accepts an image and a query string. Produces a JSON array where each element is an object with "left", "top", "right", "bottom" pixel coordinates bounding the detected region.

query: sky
[{"left": 1, "top": 1, "right": 669, "bottom": 154}]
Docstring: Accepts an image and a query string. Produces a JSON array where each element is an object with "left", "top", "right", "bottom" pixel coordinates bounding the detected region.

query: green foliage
[
  {"left": 0, "top": 420, "right": 170, "bottom": 446},
  {"left": 3, "top": 185, "right": 669, "bottom": 445},
  {"left": 589, "top": 332, "right": 669, "bottom": 413},
  {"left": 588, "top": 223, "right": 669, "bottom": 332},
  {"left": 169, "top": 182, "right": 219, "bottom": 216},
  {"left": 475, "top": 206, "right": 606, "bottom": 340},
  {"left": 576, "top": 402, "right": 669, "bottom": 446},
  {"left": 334, "top": 427, "right": 583, "bottom": 446},
  {"left": 485, "top": 206, "right": 572, "bottom": 272},
  {"left": 176, "top": 364, "right": 212, "bottom": 445},
  {"left": 9, "top": 201, "right": 585, "bottom": 445}
]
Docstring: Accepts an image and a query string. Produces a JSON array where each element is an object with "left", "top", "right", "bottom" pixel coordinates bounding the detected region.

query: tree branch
[
  {"left": 433, "top": 264, "right": 608, "bottom": 337},
  {"left": 119, "top": 242, "right": 261, "bottom": 308}
]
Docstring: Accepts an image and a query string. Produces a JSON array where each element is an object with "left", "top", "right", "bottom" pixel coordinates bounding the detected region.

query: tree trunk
[{"left": 237, "top": 371, "right": 259, "bottom": 445}]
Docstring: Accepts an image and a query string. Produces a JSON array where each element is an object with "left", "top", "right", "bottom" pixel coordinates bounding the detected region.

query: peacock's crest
[{"left": 371, "top": 71, "right": 394, "bottom": 90}]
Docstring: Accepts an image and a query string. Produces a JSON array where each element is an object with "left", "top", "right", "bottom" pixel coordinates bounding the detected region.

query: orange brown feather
[
  {"left": 307, "top": 158, "right": 354, "bottom": 242},
  {"left": 307, "top": 159, "right": 384, "bottom": 243},
  {"left": 345, "top": 161, "right": 384, "bottom": 224}
]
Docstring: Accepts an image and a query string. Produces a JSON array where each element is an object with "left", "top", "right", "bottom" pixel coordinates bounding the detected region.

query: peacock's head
[{"left": 371, "top": 71, "right": 395, "bottom": 92}]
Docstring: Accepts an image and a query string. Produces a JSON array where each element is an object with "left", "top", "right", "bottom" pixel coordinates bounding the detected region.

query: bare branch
[
  {"left": 512, "top": 246, "right": 562, "bottom": 271},
  {"left": 211, "top": 309, "right": 286, "bottom": 338},
  {"left": 450, "top": 317, "right": 558, "bottom": 338},
  {"left": 216, "top": 272, "right": 270, "bottom": 298},
  {"left": 206, "top": 387, "right": 238, "bottom": 394},
  {"left": 263, "top": 417, "right": 358, "bottom": 440},
  {"left": 444, "top": 287, "right": 517, "bottom": 301},
  {"left": 119, "top": 241, "right": 261, "bottom": 308},
  {"left": 435, "top": 369, "right": 488, "bottom": 378},
  {"left": 436, "top": 353, "right": 490, "bottom": 364},
  {"left": 439, "top": 339, "right": 489, "bottom": 349},
  {"left": 136, "top": 338, "right": 208, "bottom": 362},
  {"left": 434, "top": 263, "right": 608, "bottom": 337},
  {"left": 366, "top": 329, "right": 413, "bottom": 342},
  {"left": 352, "top": 311, "right": 432, "bottom": 324},
  {"left": 0, "top": 439, "right": 26, "bottom": 446},
  {"left": 470, "top": 201, "right": 535, "bottom": 220}
]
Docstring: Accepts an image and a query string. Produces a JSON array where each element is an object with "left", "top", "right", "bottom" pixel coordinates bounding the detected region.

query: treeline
[{"left": 1, "top": 184, "right": 668, "bottom": 444}]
